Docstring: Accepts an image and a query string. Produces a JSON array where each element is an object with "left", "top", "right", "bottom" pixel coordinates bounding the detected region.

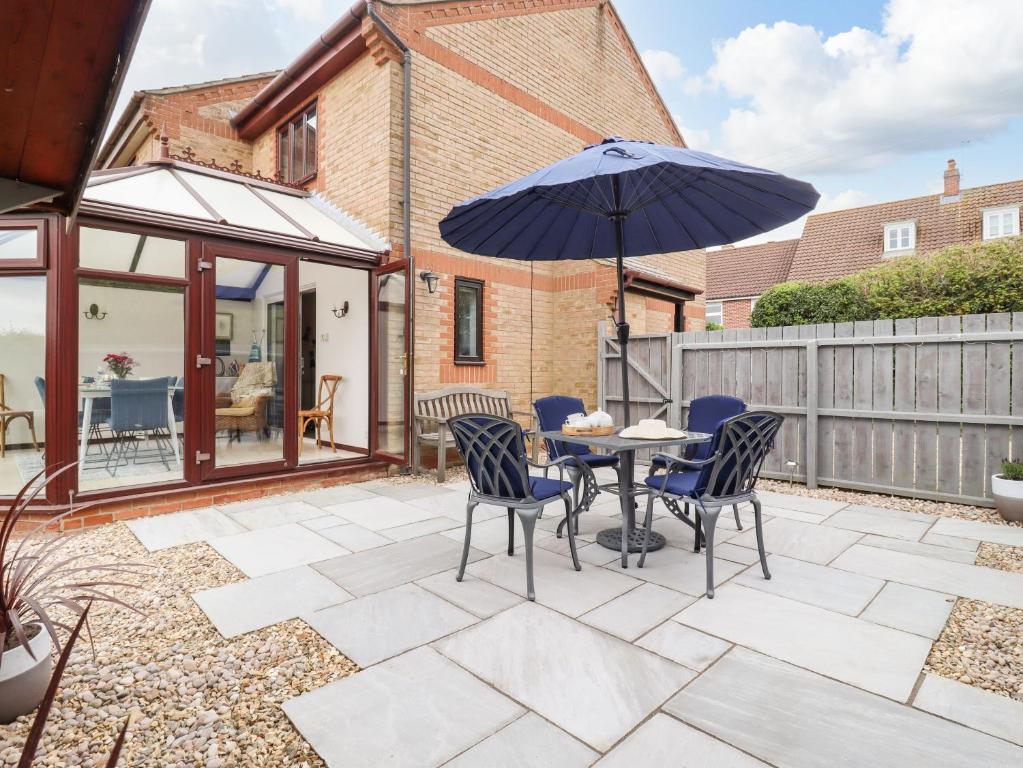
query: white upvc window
[
  {"left": 982, "top": 206, "right": 1020, "bottom": 240},
  {"left": 705, "top": 301, "right": 723, "bottom": 326},
  {"left": 883, "top": 220, "right": 915, "bottom": 253}
]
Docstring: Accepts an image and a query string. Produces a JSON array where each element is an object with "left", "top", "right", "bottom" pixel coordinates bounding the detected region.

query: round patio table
[{"left": 540, "top": 428, "right": 711, "bottom": 567}]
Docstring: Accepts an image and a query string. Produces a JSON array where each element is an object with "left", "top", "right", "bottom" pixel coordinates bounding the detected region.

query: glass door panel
[{"left": 374, "top": 265, "right": 408, "bottom": 461}]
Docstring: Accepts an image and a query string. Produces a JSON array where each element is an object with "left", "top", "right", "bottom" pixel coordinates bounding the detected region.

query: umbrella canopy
[{"left": 439, "top": 137, "right": 819, "bottom": 424}]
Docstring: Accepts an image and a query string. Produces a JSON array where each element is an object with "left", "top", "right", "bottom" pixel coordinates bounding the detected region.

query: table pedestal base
[{"left": 596, "top": 527, "right": 666, "bottom": 554}]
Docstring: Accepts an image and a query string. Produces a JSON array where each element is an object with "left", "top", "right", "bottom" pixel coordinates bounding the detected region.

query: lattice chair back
[
  {"left": 110, "top": 377, "right": 173, "bottom": 432},
  {"left": 699, "top": 411, "right": 783, "bottom": 499},
  {"left": 449, "top": 414, "right": 531, "bottom": 501},
  {"left": 533, "top": 395, "right": 588, "bottom": 460}
]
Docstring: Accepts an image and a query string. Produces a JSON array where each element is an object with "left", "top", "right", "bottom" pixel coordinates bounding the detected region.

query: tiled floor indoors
[{"left": 126, "top": 469, "right": 1023, "bottom": 767}]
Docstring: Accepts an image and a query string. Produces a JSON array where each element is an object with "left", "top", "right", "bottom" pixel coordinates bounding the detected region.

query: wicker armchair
[{"left": 215, "top": 362, "right": 276, "bottom": 443}]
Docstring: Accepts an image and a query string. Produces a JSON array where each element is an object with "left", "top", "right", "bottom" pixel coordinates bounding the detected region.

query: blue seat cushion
[
  {"left": 529, "top": 476, "right": 573, "bottom": 500},
  {"left": 644, "top": 470, "right": 700, "bottom": 497},
  {"left": 568, "top": 452, "right": 619, "bottom": 468}
]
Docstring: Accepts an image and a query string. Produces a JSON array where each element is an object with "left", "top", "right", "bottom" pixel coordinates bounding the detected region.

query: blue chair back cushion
[
  {"left": 449, "top": 414, "right": 532, "bottom": 500},
  {"left": 687, "top": 395, "right": 745, "bottom": 460},
  {"left": 109, "top": 377, "right": 173, "bottom": 432},
  {"left": 533, "top": 395, "right": 588, "bottom": 458}
]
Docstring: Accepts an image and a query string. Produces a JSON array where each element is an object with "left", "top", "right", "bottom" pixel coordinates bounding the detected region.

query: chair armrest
[{"left": 651, "top": 452, "right": 716, "bottom": 473}]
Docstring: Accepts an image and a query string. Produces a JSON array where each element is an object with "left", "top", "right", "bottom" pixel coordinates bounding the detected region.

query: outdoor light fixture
[
  {"left": 419, "top": 270, "right": 440, "bottom": 294},
  {"left": 83, "top": 303, "right": 107, "bottom": 320},
  {"left": 331, "top": 301, "right": 349, "bottom": 318},
  {"left": 785, "top": 459, "right": 799, "bottom": 484}
]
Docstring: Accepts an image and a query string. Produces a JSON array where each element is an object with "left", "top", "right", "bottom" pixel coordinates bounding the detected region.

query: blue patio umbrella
[{"left": 439, "top": 137, "right": 819, "bottom": 425}]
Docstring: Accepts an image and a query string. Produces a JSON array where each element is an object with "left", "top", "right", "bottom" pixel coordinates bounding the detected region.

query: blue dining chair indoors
[
  {"left": 36, "top": 376, "right": 110, "bottom": 459},
  {"left": 105, "top": 377, "right": 175, "bottom": 475},
  {"left": 533, "top": 395, "right": 620, "bottom": 535},
  {"left": 448, "top": 413, "right": 595, "bottom": 601},
  {"left": 641, "top": 411, "right": 784, "bottom": 598}
]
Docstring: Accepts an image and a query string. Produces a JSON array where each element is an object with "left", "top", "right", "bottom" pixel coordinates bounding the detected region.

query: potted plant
[
  {"left": 992, "top": 458, "right": 1023, "bottom": 522},
  {"left": 1, "top": 465, "right": 146, "bottom": 723},
  {"left": 102, "top": 352, "right": 137, "bottom": 379}
]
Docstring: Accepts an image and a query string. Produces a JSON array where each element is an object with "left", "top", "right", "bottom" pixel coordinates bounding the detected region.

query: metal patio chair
[
  {"left": 640, "top": 411, "right": 783, "bottom": 598},
  {"left": 448, "top": 413, "right": 596, "bottom": 601}
]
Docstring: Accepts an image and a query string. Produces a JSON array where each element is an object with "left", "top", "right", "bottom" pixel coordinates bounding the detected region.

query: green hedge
[{"left": 750, "top": 236, "right": 1023, "bottom": 327}]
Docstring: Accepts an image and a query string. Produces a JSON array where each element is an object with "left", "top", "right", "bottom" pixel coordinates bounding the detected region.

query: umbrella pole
[{"left": 611, "top": 177, "right": 630, "bottom": 427}]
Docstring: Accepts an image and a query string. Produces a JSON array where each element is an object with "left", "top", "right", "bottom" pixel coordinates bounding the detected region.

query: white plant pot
[
  {"left": 0, "top": 624, "right": 52, "bottom": 723},
  {"left": 991, "top": 474, "right": 1023, "bottom": 523}
]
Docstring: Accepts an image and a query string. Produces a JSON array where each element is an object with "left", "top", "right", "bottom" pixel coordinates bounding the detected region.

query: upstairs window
[
  {"left": 705, "top": 301, "right": 723, "bottom": 326},
  {"left": 883, "top": 220, "right": 915, "bottom": 253},
  {"left": 277, "top": 103, "right": 317, "bottom": 184},
  {"left": 983, "top": 206, "right": 1020, "bottom": 240},
  {"left": 454, "top": 278, "right": 484, "bottom": 364}
]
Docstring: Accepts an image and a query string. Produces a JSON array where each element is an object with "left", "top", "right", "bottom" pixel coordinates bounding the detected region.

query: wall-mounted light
[
  {"left": 83, "top": 303, "right": 107, "bottom": 320},
  {"left": 331, "top": 301, "right": 349, "bottom": 318},
  {"left": 419, "top": 270, "right": 440, "bottom": 294}
]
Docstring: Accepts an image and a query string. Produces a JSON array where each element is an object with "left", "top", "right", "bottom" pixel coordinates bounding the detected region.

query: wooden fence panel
[
  {"left": 961, "top": 314, "right": 988, "bottom": 499},
  {"left": 936, "top": 315, "right": 962, "bottom": 496},
  {"left": 984, "top": 314, "right": 1012, "bottom": 496},
  {"left": 892, "top": 318, "right": 917, "bottom": 492},
  {"left": 852, "top": 320, "right": 875, "bottom": 484},
  {"left": 816, "top": 323, "right": 836, "bottom": 483},
  {"left": 830, "top": 322, "right": 856, "bottom": 483},
  {"left": 871, "top": 318, "right": 895, "bottom": 489},
  {"left": 915, "top": 316, "right": 940, "bottom": 493}
]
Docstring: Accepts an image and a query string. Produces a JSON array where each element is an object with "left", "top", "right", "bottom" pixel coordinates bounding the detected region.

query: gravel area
[
  {"left": 0, "top": 524, "right": 357, "bottom": 767},
  {"left": 976, "top": 542, "right": 1023, "bottom": 574}
]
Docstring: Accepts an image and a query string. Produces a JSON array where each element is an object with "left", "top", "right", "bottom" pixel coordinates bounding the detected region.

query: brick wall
[{"left": 722, "top": 298, "right": 754, "bottom": 329}]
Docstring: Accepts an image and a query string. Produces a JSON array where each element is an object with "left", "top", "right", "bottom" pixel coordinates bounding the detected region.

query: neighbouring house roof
[
  {"left": 0, "top": 0, "right": 151, "bottom": 215},
  {"left": 82, "top": 159, "right": 386, "bottom": 260},
  {"left": 705, "top": 239, "right": 799, "bottom": 300}
]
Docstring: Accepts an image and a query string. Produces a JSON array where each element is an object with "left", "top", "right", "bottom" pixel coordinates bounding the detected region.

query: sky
[{"left": 117, "top": 0, "right": 1023, "bottom": 244}]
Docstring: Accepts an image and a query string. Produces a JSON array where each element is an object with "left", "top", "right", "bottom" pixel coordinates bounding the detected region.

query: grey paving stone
[
  {"left": 313, "top": 534, "right": 486, "bottom": 597},
  {"left": 914, "top": 673, "right": 1023, "bottom": 747},
  {"left": 755, "top": 505, "right": 826, "bottom": 524},
  {"left": 753, "top": 490, "right": 847, "bottom": 515},
  {"left": 301, "top": 515, "right": 348, "bottom": 532},
  {"left": 416, "top": 569, "right": 524, "bottom": 618},
  {"left": 126, "top": 508, "right": 244, "bottom": 551},
  {"left": 295, "top": 485, "right": 378, "bottom": 507},
  {"left": 831, "top": 544, "right": 1023, "bottom": 609},
  {"left": 730, "top": 517, "right": 862, "bottom": 565},
  {"left": 226, "top": 500, "right": 327, "bottom": 530},
  {"left": 859, "top": 533, "right": 977, "bottom": 563},
  {"left": 674, "top": 584, "right": 931, "bottom": 701},
  {"left": 579, "top": 583, "right": 695, "bottom": 641},
  {"left": 323, "top": 496, "right": 438, "bottom": 531},
  {"left": 823, "top": 504, "right": 935, "bottom": 541},
  {"left": 734, "top": 555, "right": 883, "bottom": 615},
  {"left": 193, "top": 566, "right": 352, "bottom": 638},
  {"left": 381, "top": 517, "right": 460, "bottom": 541},
  {"left": 636, "top": 621, "right": 731, "bottom": 671},
  {"left": 534, "top": 511, "right": 611, "bottom": 542},
  {"left": 922, "top": 532, "right": 980, "bottom": 552},
  {"left": 208, "top": 523, "right": 349, "bottom": 578},
  {"left": 371, "top": 482, "right": 453, "bottom": 502},
  {"left": 435, "top": 602, "right": 693, "bottom": 752},
  {"left": 441, "top": 514, "right": 554, "bottom": 554},
  {"left": 604, "top": 547, "right": 746, "bottom": 597},
  {"left": 928, "top": 517, "right": 1023, "bottom": 547},
  {"left": 665, "top": 647, "right": 1023, "bottom": 768},
  {"left": 316, "top": 523, "right": 392, "bottom": 552},
  {"left": 861, "top": 582, "right": 956, "bottom": 639},
  {"left": 445, "top": 712, "right": 597, "bottom": 768},
  {"left": 305, "top": 583, "right": 477, "bottom": 667},
  {"left": 713, "top": 542, "right": 762, "bottom": 565},
  {"left": 594, "top": 713, "right": 768, "bottom": 767},
  {"left": 283, "top": 646, "right": 522, "bottom": 768}
]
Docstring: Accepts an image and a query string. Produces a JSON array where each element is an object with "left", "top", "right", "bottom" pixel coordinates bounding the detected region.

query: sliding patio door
[{"left": 373, "top": 260, "right": 410, "bottom": 464}]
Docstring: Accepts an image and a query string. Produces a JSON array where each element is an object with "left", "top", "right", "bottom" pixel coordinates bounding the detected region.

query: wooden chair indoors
[
  {"left": 298, "top": 375, "right": 342, "bottom": 455},
  {"left": 0, "top": 373, "right": 40, "bottom": 458}
]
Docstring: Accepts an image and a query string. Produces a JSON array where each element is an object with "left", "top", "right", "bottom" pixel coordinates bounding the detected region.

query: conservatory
[{"left": 0, "top": 156, "right": 407, "bottom": 510}]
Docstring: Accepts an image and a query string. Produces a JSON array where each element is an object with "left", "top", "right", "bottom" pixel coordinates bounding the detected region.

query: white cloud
[
  {"left": 671, "top": 114, "right": 711, "bottom": 149},
  {"left": 641, "top": 49, "right": 685, "bottom": 88},
  {"left": 700, "top": 0, "right": 1023, "bottom": 174},
  {"left": 736, "top": 188, "right": 872, "bottom": 245}
]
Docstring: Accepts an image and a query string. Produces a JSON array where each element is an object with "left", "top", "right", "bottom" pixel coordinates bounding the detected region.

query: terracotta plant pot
[
  {"left": 0, "top": 624, "right": 52, "bottom": 723},
  {"left": 991, "top": 474, "right": 1023, "bottom": 523}
]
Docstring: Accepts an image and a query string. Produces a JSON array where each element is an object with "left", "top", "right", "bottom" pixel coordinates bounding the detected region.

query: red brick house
[{"left": 706, "top": 160, "right": 1023, "bottom": 329}]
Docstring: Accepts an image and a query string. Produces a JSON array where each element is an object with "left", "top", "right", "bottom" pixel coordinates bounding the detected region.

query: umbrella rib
[
  {"left": 657, "top": 164, "right": 785, "bottom": 233},
  {"left": 441, "top": 189, "right": 544, "bottom": 243},
  {"left": 641, "top": 190, "right": 700, "bottom": 250},
  {"left": 666, "top": 163, "right": 816, "bottom": 214},
  {"left": 472, "top": 194, "right": 557, "bottom": 255}
]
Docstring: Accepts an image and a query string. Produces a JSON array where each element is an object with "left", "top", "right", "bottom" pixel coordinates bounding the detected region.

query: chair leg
[
  {"left": 689, "top": 503, "right": 702, "bottom": 552},
  {"left": 563, "top": 496, "right": 580, "bottom": 571},
  {"left": 638, "top": 493, "right": 656, "bottom": 568},
  {"left": 436, "top": 439, "right": 447, "bottom": 483},
  {"left": 515, "top": 508, "right": 539, "bottom": 601},
  {"left": 27, "top": 414, "right": 38, "bottom": 451},
  {"left": 298, "top": 416, "right": 305, "bottom": 455},
  {"left": 456, "top": 501, "right": 478, "bottom": 582},
  {"left": 507, "top": 507, "right": 515, "bottom": 555},
  {"left": 328, "top": 415, "right": 336, "bottom": 454},
  {"left": 733, "top": 504, "right": 743, "bottom": 530},
  {"left": 0, "top": 419, "right": 6, "bottom": 459},
  {"left": 753, "top": 496, "right": 771, "bottom": 580},
  {"left": 699, "top": 502, "right": 721, "bottom": 598}
]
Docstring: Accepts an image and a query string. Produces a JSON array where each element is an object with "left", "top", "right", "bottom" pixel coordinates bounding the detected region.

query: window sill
[
  {"left": 454, "top": 359, "right": 486, "bottom": 366},
  {"left": 882, "top": 248, "right": 915, "bottom": 258}
]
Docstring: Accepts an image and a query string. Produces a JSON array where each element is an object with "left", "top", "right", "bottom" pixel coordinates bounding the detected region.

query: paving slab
[
  {"left": 928, "top": 517, "right": 1023, "bottom": 547},
  {"left": 445, "top": 712, "right": 597, "bottom": 768},
  {"left": 831, "top": 544, "right": 1023, "bottom": 609},
  {"left": 313, "top": 534, "right": 486, "bottom": 597},
  {"left": 674, "top": 584, "right": 931, "bottom": 701},
  {"left": 734, "top": 555, "right": 883, "bottom": 615},
  {"left": 127, "top": 508, "right": 244, "bottom": 551},
  {"left": 407, "top": 491, "right": 502, "bottom": 522},
  {"left": 416, "top": 569, "right": 523, "bottom": 618},
  {"left": 323, "top": 496, "right": 438, "bottom": 531},
  {"left": 859, "top": 533, "right": 976, "bottom": 564},
  {"left": 914, "top": 673, "right": 1023, "bottom": 747},
  {"left": 305, "top": 583, "right": 477, "bottom": 667},
  {"left": 193, "top": 566, "right": 352, "bottom": 638},
  {"left": 442, "top": 515, "right": 554, "bottom": 555},
  {"left": 295, "top": 485, "right": 378, "bottom": 507},
  {"left": 316, "top": 522, "right": 392, "bottom": 551},
  {"left": 754, "top": 505, "right": 827, "bottom": 524},
  {"left": 604, "top": 547, "right": 746, "bottom": 597},
  {"left": 301, "top": 515, "right": 348, "bottom": 532},
  {"left": 536, "top": 536, "right": 620, "bottom": 565},
  {"left": 753, "top": 490, "right": 847, "bottom": 515},
  {"left": 822, "top": 504, "right": 935, "bottom": 541},
  {"left": 381, "top": 517, "right": 460, "bottom": 541},
  {"left": 534, "top": 511, "right": 611, "bottom": 542},
  {"left": 594, "top": 713, "right": 768, "bottom": 767},
  {"left": 712, "top": 542, "right": 763, "bottom": 565},
  {"left": 579, "top": 583, "right": 695, "bottom": 641},
  {"left": 370, "top": 482, "right": 453, "bottom": 502},
  {"left": 861, "top": 582, "right": 956, "bottom": 639},
  {"left": 636, "top": 621, "right": 731, "bottom": 671},
  {"left": 665, "top": 647, "right": 1023, "bottom": 768},
  {"left": 435, "top": 602, "right": 693, "bottom": 752},
  {"left": 208, "top": 523, "right": 349, "bottom": 578},
  {"left": 468, "top": 547, "right": 640, "bottom": 615},
  {"left": 283, "top": 646, "right": 522, "bottom": 768},
  {"left": 226, "top": 500, "right": 327, "bottom": 530},
  {"left": 730, "top": 517, "right": 862, "bottom": 565},
  {"left": 922, "top": 532, "right": 980, "bottom": 552}
]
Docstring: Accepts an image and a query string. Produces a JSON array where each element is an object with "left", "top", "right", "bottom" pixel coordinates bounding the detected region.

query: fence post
[
  {"left": 670, "top": 332, "right": 683, "bottom": 429},
  {"left": 805, "top": 340, "right": 819, "bottom": 489}
]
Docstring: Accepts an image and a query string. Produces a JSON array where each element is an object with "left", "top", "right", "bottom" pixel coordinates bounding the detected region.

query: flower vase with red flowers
[{"left": 103, "top": 353, "right": 137, "bottom": 379}]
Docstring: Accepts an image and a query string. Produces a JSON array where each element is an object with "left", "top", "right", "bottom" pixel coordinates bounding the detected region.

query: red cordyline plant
[
  {"left": 102, "top": 353, "right": 137, "bottom": 379},
  {"left": 1, "top": 464, "right": 147, "bottom": 669}
]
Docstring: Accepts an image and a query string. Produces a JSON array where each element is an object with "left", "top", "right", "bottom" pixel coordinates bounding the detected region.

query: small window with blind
[
  {"left": 454, "top": 278, "right": 484, "bottom": 364},
  {"left": 277, "top": 103, "right": 317, "bottom": 184}
]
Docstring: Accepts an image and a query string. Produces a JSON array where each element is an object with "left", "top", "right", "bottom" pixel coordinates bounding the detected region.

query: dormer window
[
  {"left": 982, "top": 206, "right": 1019, "bottom": 240},
  {"left": 883, "top": 221, "right": 915, "bottom": 254}
]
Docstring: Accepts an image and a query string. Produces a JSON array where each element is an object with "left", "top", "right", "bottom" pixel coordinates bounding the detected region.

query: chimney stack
[{"left": 943, "top": 158, "right": 960, "bottom": 198}]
